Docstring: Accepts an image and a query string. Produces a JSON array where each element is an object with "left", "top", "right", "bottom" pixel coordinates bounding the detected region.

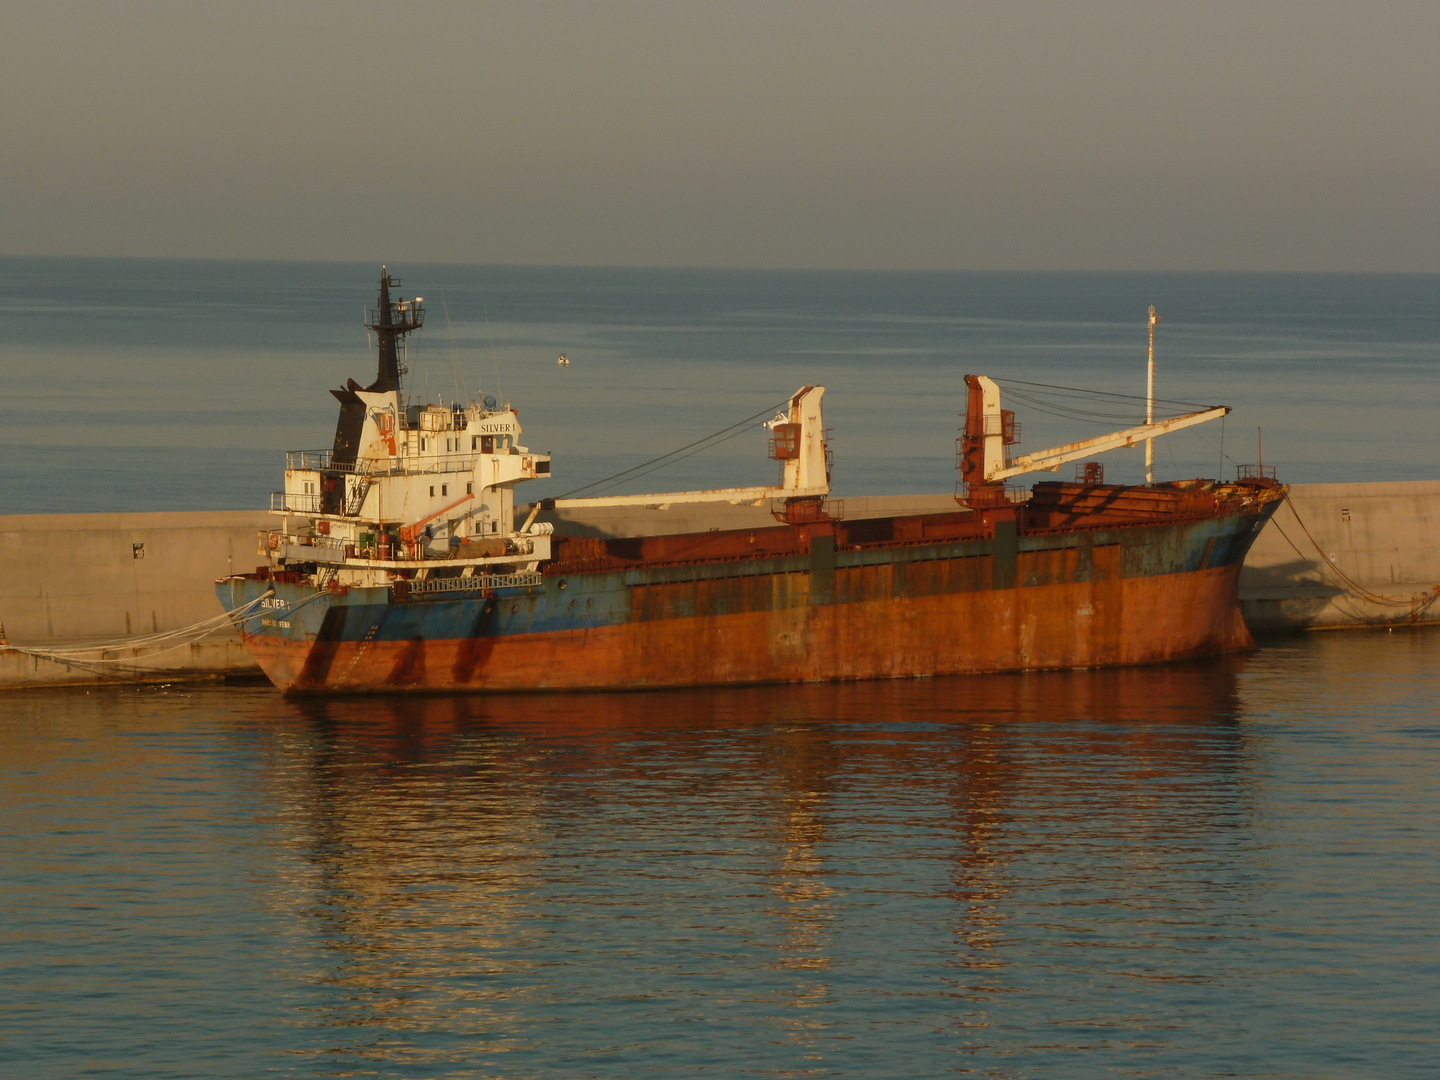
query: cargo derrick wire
[
  {"left": 994, "top": 378, "right": 1217, "bottom": 427},
  {"left": 555, "top": 396, "right": 794, "bottom": 500},
  {"left": 993, "top": 379, "right": 1223, "bottom": 484}
]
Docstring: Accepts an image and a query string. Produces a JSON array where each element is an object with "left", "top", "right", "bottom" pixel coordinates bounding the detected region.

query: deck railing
[
  {"left": 285, "top": 451, "right": 374, "bottom": 475},
  {"left": 405, "top": 571, "right": 544, "bottom": 595},
  {"left": 271, "top": 491, "right": 322, "bottom": 514},
  {"left": 285, "top": 450, "right": 332, "bottom": 471},
  {"left": 284, "top": 450, "right": 499, "bottom": 478}
]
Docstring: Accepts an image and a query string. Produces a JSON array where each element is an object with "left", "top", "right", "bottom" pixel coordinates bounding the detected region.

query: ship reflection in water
[
  {"left": 10, "top": 633, "right": 1435, "bottom": 1076},
  {"left": 249, "top": 658, "right": 1256, "bottom": 1071}
]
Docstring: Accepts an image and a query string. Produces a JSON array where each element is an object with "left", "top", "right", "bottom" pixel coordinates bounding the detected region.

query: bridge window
[{"left": 441, "top": 484, "right": 448, "bottom": 497}]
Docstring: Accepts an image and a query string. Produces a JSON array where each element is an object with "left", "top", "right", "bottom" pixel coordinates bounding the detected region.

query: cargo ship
[{"left": 217, "top": 270, "right": 1285, "bottom": 693}]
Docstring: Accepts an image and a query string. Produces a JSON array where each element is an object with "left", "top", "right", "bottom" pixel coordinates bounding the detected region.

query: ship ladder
[
  {"left": 345, "top": 475, "right": 374, "bottom": 517},
  {"left": 335, "top": 622, "right": 382, "bottom": 687}
]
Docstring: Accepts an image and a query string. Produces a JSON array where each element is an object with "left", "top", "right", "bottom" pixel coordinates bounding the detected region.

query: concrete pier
[
  {"left": 1238, "top": 481, "right": 1440, "bottom": 631},
  {"left": 3, "top": 484, "right": 1436, "bottom": 689},
  {"left": 1, "top": 511, "right": 271, "bottom": 688}
]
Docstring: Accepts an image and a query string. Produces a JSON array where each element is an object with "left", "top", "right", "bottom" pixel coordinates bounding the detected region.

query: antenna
[
  {"left": 1145, "top": 305, "right": 1161, "bottom": 485},
  {"left": 441, "top": 292, "right": 469, "bottom": 403},
  {"left": 483, "top": 303, "right": 503, "bottom": 403}
]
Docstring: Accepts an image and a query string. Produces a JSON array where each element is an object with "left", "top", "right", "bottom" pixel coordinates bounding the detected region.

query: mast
[
  {"left": 328, "top": 267, "right": 426, "bottom": 472},
  {"left": 363, "top": 265, "right": 424, "bottom": 393},
  {"left": 1145, "top": 305, "right": 1160, "bottom": 485}
]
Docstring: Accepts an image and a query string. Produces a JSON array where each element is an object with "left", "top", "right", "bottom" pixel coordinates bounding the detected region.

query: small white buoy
[{"left": 557, "top": 353, "right": 569, "bottom": 366}]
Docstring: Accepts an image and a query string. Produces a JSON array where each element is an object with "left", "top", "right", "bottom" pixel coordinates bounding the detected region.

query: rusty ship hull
[{"left": 218, "top": 480, "right": 1284, "bottom": 694}]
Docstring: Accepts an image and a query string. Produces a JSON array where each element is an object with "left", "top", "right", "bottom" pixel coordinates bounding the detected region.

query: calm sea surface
[
  {"left": 1, "top": 262, "right": 1437, "bottom": 1076},
  {"left": 1, "top": 260, "right": 1438, "bottom": 512},
  {"left": 2, "top": 631, "right": 1437, "bottom": 1078}
]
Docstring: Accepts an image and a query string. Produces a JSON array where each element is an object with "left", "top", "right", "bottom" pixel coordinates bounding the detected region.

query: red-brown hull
[{"left": 242, "top": 562, "right": 1252, "bottom": 693}]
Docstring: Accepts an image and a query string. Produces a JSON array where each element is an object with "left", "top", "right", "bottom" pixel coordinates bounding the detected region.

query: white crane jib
[
  {"left": 545, "top": 385, "right": 830, "bottom": 511},
  {"left": 959, "top": 375, "right": 1229, "bottom": 487}
]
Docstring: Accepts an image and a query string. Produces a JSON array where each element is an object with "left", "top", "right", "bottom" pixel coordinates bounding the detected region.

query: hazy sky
[{"left": 2, "top": 1, "right": 1436, "bottom": 270}]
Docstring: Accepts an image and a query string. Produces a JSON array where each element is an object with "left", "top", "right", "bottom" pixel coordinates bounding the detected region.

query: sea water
[
  {"left": 1, "top": 259, "right": 1438, "bottom": 512},
  {"left": 1, "top": 632, "right": 1437, "bottom": 1078},
  {"left": 1, "top": 261, "right": 1438, "bottom": 1077}
]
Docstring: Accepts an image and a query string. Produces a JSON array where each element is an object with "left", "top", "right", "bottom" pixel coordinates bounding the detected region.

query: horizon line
[{"left": 1, "top": 254, "right": 1436, "bottom": 276}]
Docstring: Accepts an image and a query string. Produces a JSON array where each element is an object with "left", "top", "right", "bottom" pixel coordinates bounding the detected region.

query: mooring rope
[
  {"left": 1269, "top": 495, "right": 1440, "bottom": 617},
  {"left": 2, "top": 589, "right": 287, "bottom": 667}
]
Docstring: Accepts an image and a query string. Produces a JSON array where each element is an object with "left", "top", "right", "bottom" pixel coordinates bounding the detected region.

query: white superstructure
[
  {"left": 272, "top": 400, "right": 554, "bottom": 581},
  {"left": 266, "top": 270, "right": 554, "bottom": 588}
]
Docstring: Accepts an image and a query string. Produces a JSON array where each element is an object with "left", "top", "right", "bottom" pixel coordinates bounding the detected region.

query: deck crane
[{"left": 957, "top": 374, "right": 1229, "bottom": 506}]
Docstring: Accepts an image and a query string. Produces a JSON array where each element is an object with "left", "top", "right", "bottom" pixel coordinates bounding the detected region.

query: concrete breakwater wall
[
  {"left": 1, "top": 511, "right": 272, "bottom": 688},
  {"left": 2, "top": 485, "right": 1436, "bottom": 689},
  {"left": 1238, "top": 481, "right": 1440, "bottom": 631}
]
